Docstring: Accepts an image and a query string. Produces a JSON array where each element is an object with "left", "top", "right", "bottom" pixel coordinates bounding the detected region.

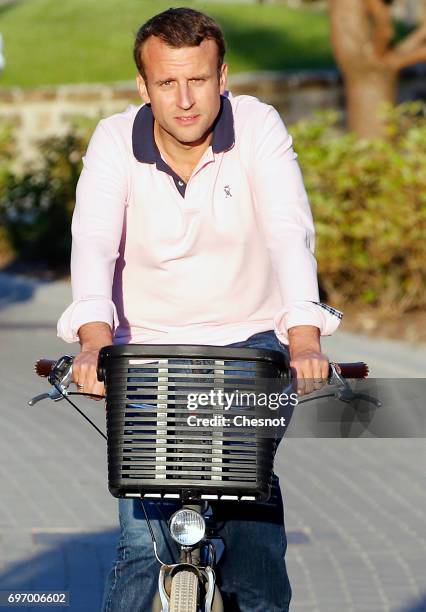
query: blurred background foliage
[
  {"left": 0, "top": 103, "right": 424, "bottom": 315},
  {"left": 293, "top": 103, "right": 426, "bottom": 315},
  {"left": 0, "top": 119, "right": 93, "bottom": 266}
]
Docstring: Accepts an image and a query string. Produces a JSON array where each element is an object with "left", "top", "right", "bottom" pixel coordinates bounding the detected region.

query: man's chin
[
  {"left": 176, "top": 135, "right": 208, "bottom": 147},
  {"left": 170, "top": 125, "right": 213, "bottom": 148}
]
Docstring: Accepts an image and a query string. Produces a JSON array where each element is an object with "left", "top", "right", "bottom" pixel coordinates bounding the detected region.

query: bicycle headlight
[{"left": 169, "top": 509, "right": 206, "bottom": 546}]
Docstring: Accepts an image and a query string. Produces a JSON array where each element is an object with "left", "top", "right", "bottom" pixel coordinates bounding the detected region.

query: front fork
[
  {"left": 154, "top": 502, "right": 222, "bottom": 612},
  {"left": 156, "top": 565, "right": 217, "bottom": 612}
]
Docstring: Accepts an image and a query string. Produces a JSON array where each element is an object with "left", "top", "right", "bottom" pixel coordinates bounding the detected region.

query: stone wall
[{"left": 1, "top": 68, "right": 425, "bottom": 164}]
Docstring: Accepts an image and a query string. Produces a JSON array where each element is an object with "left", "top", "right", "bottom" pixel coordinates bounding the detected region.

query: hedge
[{"left": 293, "top": 103, "right": 426, "bottom": 314}]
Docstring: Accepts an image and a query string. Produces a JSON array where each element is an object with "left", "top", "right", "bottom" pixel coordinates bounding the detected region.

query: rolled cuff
[
  {"left": 57, "top": 297, "right": 118, "bottom": 343},
  {"left": 274, "top": 301, "right": 343, "bottom": 345}
]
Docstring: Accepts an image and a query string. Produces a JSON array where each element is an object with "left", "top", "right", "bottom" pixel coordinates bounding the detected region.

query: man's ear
[
  {"left": 219, "top": 63, "right": 228, "bottom": 96},
  {"left": 136, "top": 74, "right": 150, "bottom": 104}
]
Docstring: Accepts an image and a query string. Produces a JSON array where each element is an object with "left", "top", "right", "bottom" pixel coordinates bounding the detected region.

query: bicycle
[{"left": 30, "top": 344, "right": 372, "bottom": 612}]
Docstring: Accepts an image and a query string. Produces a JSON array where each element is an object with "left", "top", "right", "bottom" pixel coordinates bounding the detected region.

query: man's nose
[{"left": 177, "top": 83, "right": 194, "bottom": 110}]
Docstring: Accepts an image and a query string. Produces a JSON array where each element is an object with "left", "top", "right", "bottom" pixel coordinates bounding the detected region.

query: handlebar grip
[
  {"left": 34, "top": 359, "right": 57, "bottom": 377},
  {"left": 334, "top": 362, "right": 369, "bottom": 379}
]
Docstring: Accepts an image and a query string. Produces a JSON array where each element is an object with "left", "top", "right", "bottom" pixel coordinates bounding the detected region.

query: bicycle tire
[{"left": 169, "top": 570, "right": 199, "bottom": 612}]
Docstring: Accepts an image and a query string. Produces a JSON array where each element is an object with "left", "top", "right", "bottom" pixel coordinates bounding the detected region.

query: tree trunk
[
  {"left": 329, "top": 0, "right": 426, "bottom": 138},
  {"left": 344, "top": 68, "right": 398, "bottom": 138},
  {"left": 329, "top": 0, "right": 394, "bottom": 137}
]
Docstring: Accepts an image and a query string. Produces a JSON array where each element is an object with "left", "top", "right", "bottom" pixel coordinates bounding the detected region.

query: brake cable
[{"left": 52, "top": 383, "right": 107, "bottom": 441}]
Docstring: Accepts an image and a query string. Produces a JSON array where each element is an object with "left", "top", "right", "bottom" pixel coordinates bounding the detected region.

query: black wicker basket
[{"left": 98, "top": 344, "right": 289, "bottom": 502}]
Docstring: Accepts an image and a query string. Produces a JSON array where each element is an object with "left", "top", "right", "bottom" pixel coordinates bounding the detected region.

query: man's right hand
[{"left": 73, "top": 322, "right": 113, "bottom": 399}]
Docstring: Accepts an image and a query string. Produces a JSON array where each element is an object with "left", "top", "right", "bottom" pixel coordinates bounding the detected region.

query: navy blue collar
[{"left": 132, "top": 95, "right": 235, "bottom": 164}]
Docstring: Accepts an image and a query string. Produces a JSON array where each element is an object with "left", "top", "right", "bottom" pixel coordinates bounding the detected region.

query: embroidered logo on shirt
[{"left": 224, "top": 185, "right": 232, "bottom": 198}]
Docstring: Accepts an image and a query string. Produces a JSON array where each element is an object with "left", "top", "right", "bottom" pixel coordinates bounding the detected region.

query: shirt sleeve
[
  {"left": 57, "top": 120, "right": 128, "bottom": 343},
  {"left": 251, "top": 104, "right": 343, "bottom": 344}
]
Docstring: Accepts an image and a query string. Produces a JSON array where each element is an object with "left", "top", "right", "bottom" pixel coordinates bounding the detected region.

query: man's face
[{"left": 136, "top": 36, "right": 227, "bottom": 148}]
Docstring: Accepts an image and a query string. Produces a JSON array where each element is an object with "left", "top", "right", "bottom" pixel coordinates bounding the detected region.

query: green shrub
[
  {"left": 0, "top": 122, "right": 93, "bottom": 265},
  {"left": 0, "top": 123, "right": 14, "bottom": 184},
  {"left": 0, "top": 121, "right": 17, "bottom": 263},
  {"left": 292, "top": 102, "right": 426, "bottom": 314}
]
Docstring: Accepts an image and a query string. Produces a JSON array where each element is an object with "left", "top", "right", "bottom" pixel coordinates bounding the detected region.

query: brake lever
[
  {"left": 28, "top": 386, "right": 66, "bottom": 406},
  {"left": 329, "top": 363, "right": 382, "bottom": 408},
  {"left": 29, "top": 392, "right": 53, "bottom": 406}
]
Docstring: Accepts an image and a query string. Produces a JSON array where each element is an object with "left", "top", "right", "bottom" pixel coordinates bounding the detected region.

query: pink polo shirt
[{"left": 57, "top": 93, "right": 342, "bottom": 346}]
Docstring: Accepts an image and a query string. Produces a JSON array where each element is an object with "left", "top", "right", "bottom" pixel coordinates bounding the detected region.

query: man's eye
[
  {"left": 190, "top": 78, "right": 205, "bottom": 84},
  {"left": 161, "top": 81, "right": 173, "bottom": 88}
]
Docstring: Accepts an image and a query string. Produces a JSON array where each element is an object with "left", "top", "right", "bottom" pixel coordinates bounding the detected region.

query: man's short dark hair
[{"left": 133, "top": 7, "right": 226, "bottom": 81}]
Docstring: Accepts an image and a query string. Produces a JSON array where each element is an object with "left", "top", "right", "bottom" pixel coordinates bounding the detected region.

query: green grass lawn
[{"left": 0, "top": 0, "right": 334, "bottom": 88}]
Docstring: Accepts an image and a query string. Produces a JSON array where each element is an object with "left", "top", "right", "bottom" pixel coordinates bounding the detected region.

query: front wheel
[{"left": 169, "top": 570, "right": 199, "bottom": 612}]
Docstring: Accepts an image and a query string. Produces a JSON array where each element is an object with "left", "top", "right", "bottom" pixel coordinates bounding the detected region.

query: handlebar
[
  {"left": 34, "top": 357, "right": 369, "bottom": 380},
  {"left": 30, "top": 352, "right": 379, "bottom": 411},
  {"left": 29, "top": 351, "right": 381, "bottom": 445}
]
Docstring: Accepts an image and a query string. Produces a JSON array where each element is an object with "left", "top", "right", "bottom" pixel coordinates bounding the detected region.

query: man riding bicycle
[{"left": 57, "top": 8, "right": 342, "bottom": 611}]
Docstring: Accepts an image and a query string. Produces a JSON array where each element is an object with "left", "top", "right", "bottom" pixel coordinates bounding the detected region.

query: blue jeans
[{"left": 102, "top": 331, "right": 292, "bottom": 612}]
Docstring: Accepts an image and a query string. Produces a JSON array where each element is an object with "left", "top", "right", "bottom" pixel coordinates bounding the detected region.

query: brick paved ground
[{"left": 0, "top": 274, "right": 425, "bottom": 611}]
